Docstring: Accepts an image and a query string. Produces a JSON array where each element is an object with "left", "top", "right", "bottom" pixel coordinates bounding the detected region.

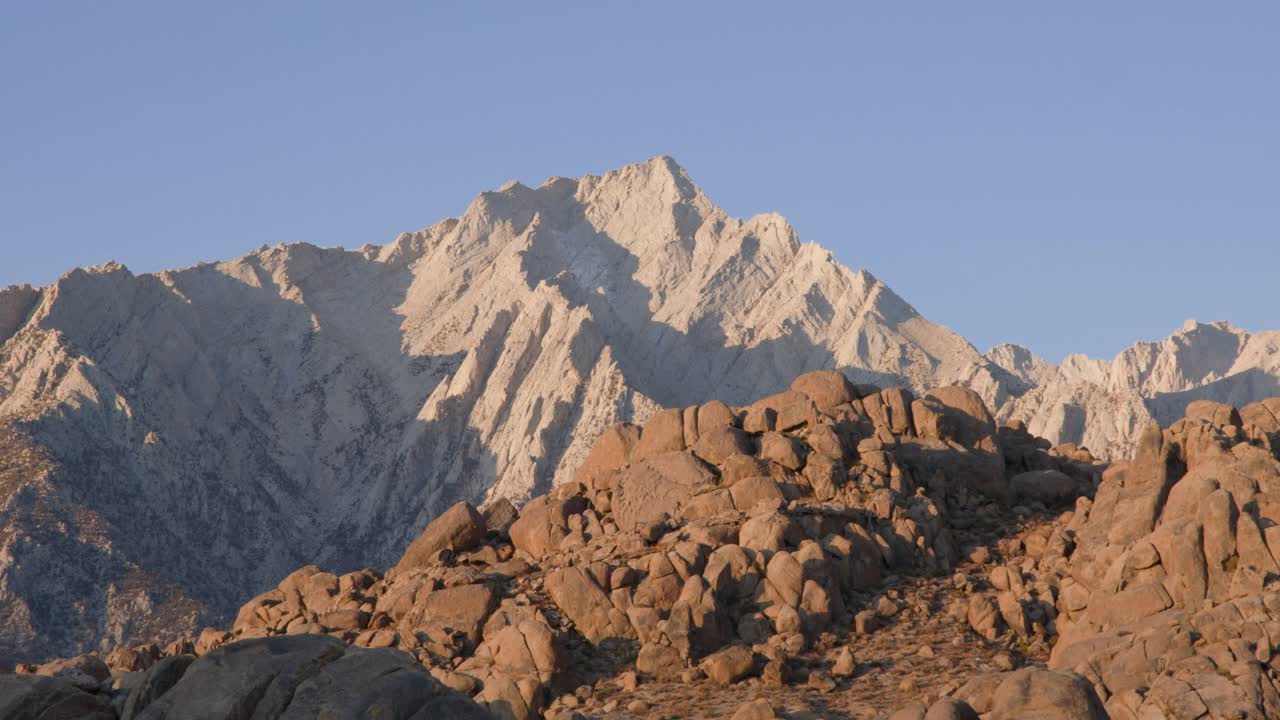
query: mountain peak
[
  {"left": 638, "top": 153, "right": 687, "bottom": 179},
  {"left": 984, "top": 343, "right": 1050, "bottom": 386},
  {"left": 577, "top": 155, "right": 706, "bottom": 207},
  {"left": 649, "top": 153, "right": 683, "bottom": 171},
  {"left": 7, "top": 155, "right": 1279, "bottom": 671},
  {"left": 1177, "top": 318, "right": 1244, "bottom": 336}
]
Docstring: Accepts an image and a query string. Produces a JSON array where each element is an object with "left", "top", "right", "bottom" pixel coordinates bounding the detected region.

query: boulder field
[{"left": 8, "top": 370, "right": 1280, "bottom": 719}]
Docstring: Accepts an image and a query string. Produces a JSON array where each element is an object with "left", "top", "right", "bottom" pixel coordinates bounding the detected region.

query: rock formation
[
  {"left": 17, "top": 367, "right": 1280, "bottom": 717},
  {"left": 928, "top": 394, "right": 1280, "bottom": 718},
  {"left": 4, "top": 634, "right": 486, "bottom": 719},
  {"left": 6, "top": 370, "right": 1120, "bottom": 718},
  {"left": 0, "top": 158, "right": 1014, "bottom": 663},
  {"left": 978, "top": 320, "right": 1280, "bottom": 461},
  {"left": 1, "top": 155, "right": 1277, "bottom": 672},
  {"left": 1034, "top": 398, "right": 1280, "bottom": 718}
]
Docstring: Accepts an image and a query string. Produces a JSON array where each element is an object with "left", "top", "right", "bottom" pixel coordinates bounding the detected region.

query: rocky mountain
[
  {"left": 0, "top": 157, "right": 1016, "bottom": 665},
  {"left": 1, "top": 156, "right": 1276, "bottom": 669},
  {"left": 14, "top": 369, "right": 1280, "bottom": 719},
  {"left": 981, "top": 320, "right": 1280, "bottom": 460}
]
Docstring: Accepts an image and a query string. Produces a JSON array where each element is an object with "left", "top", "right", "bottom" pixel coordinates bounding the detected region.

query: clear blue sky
[{"left": 2, "top": 3, "right": 1276, "bottom": 362}]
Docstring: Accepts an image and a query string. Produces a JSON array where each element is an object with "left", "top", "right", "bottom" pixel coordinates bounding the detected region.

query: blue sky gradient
[{"left": 2, "top": 3, "right": 1276, "bottom": 362}]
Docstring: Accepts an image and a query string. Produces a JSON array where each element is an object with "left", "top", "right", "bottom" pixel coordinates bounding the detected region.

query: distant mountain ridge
[
  {"left": 987, "top": 319, "right": 1280, "bottom": 460},
  {"left": 0, "top": 156, "right": 1274, "bottom": 662}
]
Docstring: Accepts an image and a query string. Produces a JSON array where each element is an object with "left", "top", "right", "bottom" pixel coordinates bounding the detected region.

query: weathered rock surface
[
  {"left": 966, "top": 397, "right": 1280, "bottom": 719},
  {"left": 978, "top": 320, "right": 1280, "bottom": 462},
  {"left": 29, "top": 372, "right": 1280, "bottom": 718},
  {"left": 981, "top": 667, "right": 1108, "bottom": 720},
  {"left": 394, "top": 501, "right": 487, "bottom": 572},
  {"left": 4, "top": 158, "right": 1279, "bottom": 720},
  {"left": 0, "top": 673, "right": 114, "bottom": 719},
  {"left": 10, "top": 370, "right": 1125, "bottom": 719},
  {"left": 3, "top": 157, "right": 1276, "bottom": 669},
  {"left": 0, "top": 158, "right": 1021, "bottom": 663},
  {"left": 131, "top": 635, "right": 484, "bottom": 719}
]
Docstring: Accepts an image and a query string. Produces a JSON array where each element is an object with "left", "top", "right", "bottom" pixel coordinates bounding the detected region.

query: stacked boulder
[
  {"left": 8, "top": 370, "right": 1108, "bottom": 719},
  {"left": 994, "top": 398, "right": 1280, "bottom": 718}
]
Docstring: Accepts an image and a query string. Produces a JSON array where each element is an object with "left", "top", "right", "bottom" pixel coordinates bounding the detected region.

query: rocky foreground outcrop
[
  {"left": 1036, "top": 398, "right": 1280, "bottom": 718},
  {"left": 6, "top": 370, "right": 1138, "bottom": 719},
  {"left": 15, "top": 371, "right": 1280, "bottom": 718},
  {"left": 3, "top": 634, "right": 486, "bottom": 719}
]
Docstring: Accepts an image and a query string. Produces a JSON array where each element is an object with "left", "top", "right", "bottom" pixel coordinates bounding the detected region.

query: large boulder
[
  {"left": 912, "top": 386, "right": 999, "bottom": 452},
  {"left": 394, "top": 501, "right": 486, "bottom": 572},
  {"left": 634, "top": 408, "right": 686, "bottom": 459},
  {"left": 121, "top": 655, "right": 195, "bottom": 719},
  {"left": 462, "top": 617, "right": 563, "bottom": 720},
  {"left": 1010, "top": 469, "right": 1084, "bottom": 507},
  {"left": 277, "top": 646, "right": 486, "bottom": 719},
  {"left": 789, "top": 370, "right": 856, "bottom": 411},
  {"left": 739, "top": 511, "right": 802, "bottom": 554},
  {"left": 24, "top": 653, "right": 111, "bottom": 691},
  {"left": 879, "top": 387, "right": 917, "bottom": 436},
  {"left": 729, "top": 476, "right": 786, "bottom": 512},
  {"left": 925, "top": 698, "right": 980, "bottom": 720},
  {"left": 611, "top": 451, "right": 716, "bottom": 531},
  {"left": 731, "top": 698, "right": 778, "bottom": 720},
  {"left": 468, "top": 618, "right": 561, "bottom": 686},
  {"left": 545, "top": 566, "right": 633, "bottom": 644},
  {"left": 635, "top": 642, "right": 683, "bottom": 681},
  {"left": 482, "top": 498, "right": 519, "bottom": 537},
  {"left": 0, "top": 674, "right": 114, "bottom": 720},
  {"left": 759, "top": 432, "right": 806, "bottom": 470},
  {"left": 1241, "top": 400, "right": 1280, "bottom": 434},
  {"left": 133, "top": 635, "right": 486, "bottom": 719},
  {"left": 1184, "top": 399, "right": 1243, "bottom": 428},
  {"left": 697, "top": 400, "right": 738, "bottom": 433},
  {"left": 691, "top": 426, "right": 755, "bottom": 466},
  {"left": 131, "top": 636, "right": 345, "bottom": 718},
  {"left": 509, "top": 494, "right": 586, "bottom": 560},
  {"left": 986, "top": 668, "right": 1108, "bottom": 720},
  {"left": 699, "top": 644, "right": 755, "bottom": 684},
  {"left": 574, "top": 423, "right": 641, "bottom": 486},
  {"left": 402, "top": 583, "right": 498, "bottom": 649}
]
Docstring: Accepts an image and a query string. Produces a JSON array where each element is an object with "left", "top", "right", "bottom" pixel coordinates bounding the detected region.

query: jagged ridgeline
[{"left": 1, "top": 157, "right": 1278, "bottom": 671}]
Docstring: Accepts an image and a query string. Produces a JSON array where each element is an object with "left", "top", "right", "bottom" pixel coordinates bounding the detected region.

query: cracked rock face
[{"left": 1, "top": 156, "right": 1278, "bottom": 668}]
